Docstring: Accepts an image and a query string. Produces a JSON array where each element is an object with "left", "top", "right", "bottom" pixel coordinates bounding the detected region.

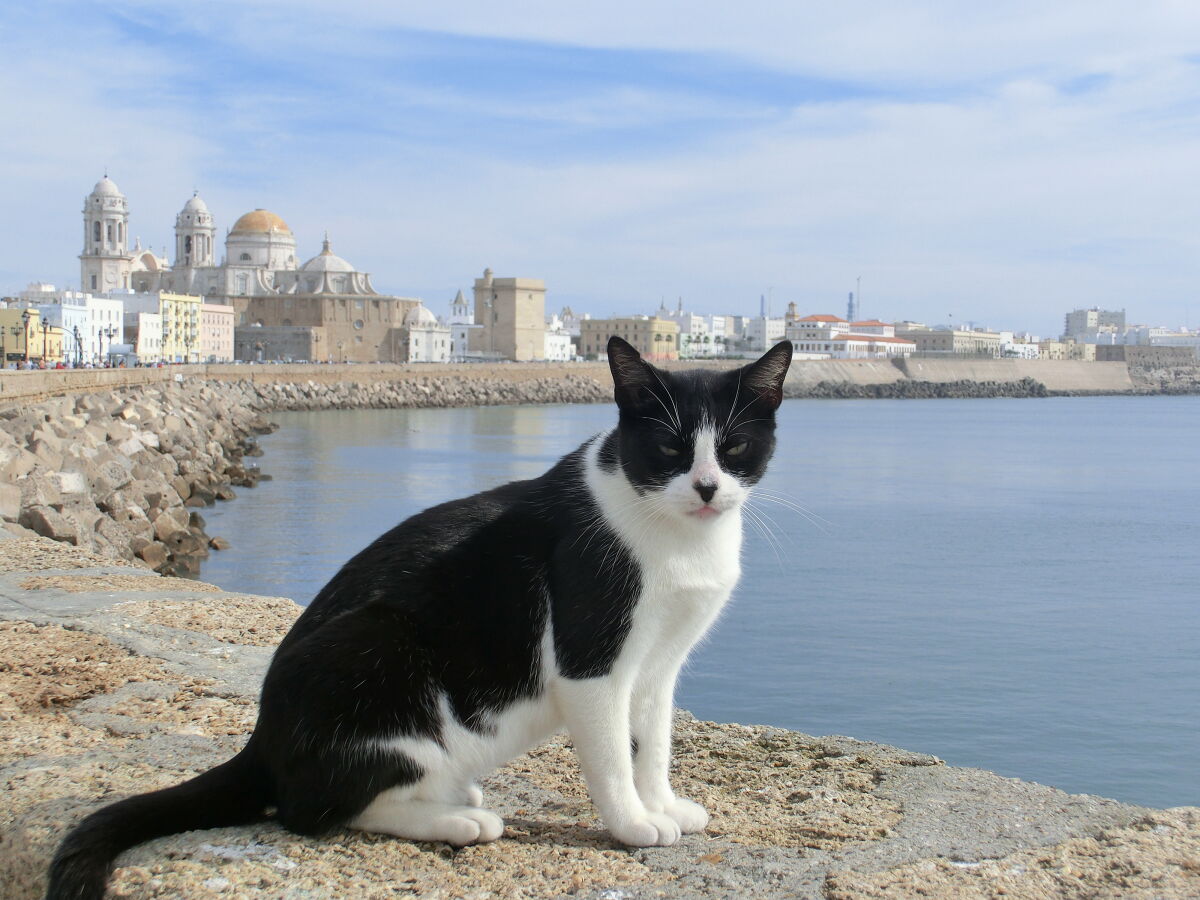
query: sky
[{"left": 2, "top": 1, "right": 1200, "bottom": 338}]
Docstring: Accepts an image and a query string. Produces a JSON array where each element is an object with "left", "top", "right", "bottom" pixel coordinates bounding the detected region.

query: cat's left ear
[{"left": 738, "top": 340, "right": 793, "bottom": 410}]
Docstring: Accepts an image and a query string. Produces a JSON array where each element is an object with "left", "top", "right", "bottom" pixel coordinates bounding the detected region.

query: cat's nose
[{"left": 694, "top": 481, "right": 717, "bottom": 503}]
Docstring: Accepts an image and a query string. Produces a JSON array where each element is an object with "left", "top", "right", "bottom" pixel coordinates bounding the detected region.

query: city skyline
[{"left": 3, "top": 2, "right": 1200, "bottom": 338}]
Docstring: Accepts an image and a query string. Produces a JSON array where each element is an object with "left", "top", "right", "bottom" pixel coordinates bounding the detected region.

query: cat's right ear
[{"left": 607, "top": 336, "right": 657, "bottom": 410}]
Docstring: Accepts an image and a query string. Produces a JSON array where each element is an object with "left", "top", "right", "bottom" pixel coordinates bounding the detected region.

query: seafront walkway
[{"left": 1, "top": 535, "right": 1197, "bottom": 899}]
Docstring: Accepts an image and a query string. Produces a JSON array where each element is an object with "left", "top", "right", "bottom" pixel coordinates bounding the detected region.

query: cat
[{"left": 47, "top": 335, "right": 792, "bottom": 900}]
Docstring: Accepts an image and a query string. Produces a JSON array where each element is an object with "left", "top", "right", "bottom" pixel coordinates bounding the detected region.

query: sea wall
[{"left": 1, "top": 536, "right": 1197, "bottom": 899}]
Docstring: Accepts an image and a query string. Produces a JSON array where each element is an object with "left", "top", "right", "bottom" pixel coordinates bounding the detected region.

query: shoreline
[{"left": 0, "top": 536, "right": 1196, "bottom": 899}]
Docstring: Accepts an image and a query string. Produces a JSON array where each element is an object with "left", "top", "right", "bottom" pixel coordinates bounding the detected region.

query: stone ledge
[{"left": 1, "top": 535, "right": 1196, "bottom": 899}]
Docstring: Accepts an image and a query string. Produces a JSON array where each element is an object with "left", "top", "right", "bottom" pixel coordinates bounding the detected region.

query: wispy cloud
[{"left": 3, "top": 2, "right": 1200, "bottom": 335}]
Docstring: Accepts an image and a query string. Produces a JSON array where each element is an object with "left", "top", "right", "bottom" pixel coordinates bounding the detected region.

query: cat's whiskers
[
  {"left": 749, "top": 488, "right": 834, "bottom": 534},
  {"left": 740, "top": 501, "right": 785, "bottom": 569}
]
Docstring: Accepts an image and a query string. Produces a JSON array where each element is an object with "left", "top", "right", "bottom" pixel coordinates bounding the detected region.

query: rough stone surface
[{"left": 0, "top": 535, "right": 1196, "bottom": 899}]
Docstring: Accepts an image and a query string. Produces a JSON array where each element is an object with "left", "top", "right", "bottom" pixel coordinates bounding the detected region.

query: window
[
  {"left": 240, "top": 253, "right": 251, "bottom": 262},
  {"left": 90, "top": 275, "right": 97, "bottom": 289},
  {"left": 93, "top": 222, "right": 100, "bottom": 242},
  {"left": 107, "top": 223, "right": 113, "bottom": 242}
]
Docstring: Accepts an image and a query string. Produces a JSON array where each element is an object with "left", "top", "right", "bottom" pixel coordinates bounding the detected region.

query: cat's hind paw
[
  {"left": 607, "top": 811, "right": 682, "bottom": 847},
  {"left": 662, "top": 796, "right": 709, "bottom": 834}
]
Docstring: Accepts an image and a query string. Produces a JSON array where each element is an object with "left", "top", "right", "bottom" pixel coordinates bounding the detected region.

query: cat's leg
[
  {"left": 350, "top": 786, "right": 504, "bottom": 846},
  {"left": 630, "top": 673, "right": 709, "bottom": 834},
  {"left": 556, "top": 678, "right": 682, "bottom": 847}
]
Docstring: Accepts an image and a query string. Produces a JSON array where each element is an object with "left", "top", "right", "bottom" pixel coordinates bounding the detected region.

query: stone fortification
[{"left": 0, "top": 537, "right": 1197, "bottom": 899}]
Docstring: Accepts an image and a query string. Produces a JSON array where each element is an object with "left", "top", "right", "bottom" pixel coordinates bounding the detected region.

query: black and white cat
[{"left": 48, "top": 335, "right": 792, "bottom": 900}]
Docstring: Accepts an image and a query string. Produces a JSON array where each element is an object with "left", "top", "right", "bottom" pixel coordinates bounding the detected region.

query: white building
[
  {"left": 544, "top": 315, "right": 574, "bottom": 361},
  {"left": 745, "top": 316, "right": 786, "bottom": 352},
  {"left": 656, "top": 299, "right": 719, "bottom": 358},
  {"left": 21, "top": 283, "right": 124, "bottom": 365},
  {"left": 401, "top": 305, "right": 450, "bottom": 363}
]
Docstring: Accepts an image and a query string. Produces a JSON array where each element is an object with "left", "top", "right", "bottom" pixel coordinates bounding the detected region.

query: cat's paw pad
[
  {"left": 608, "top": 812, "right": 682, "bottom": 847},
  {"left": 431, "top": 807, "right": 505, "bottom": 846},
  {"left": 662, "top": 796, "right": 709, "bottom": 833}
]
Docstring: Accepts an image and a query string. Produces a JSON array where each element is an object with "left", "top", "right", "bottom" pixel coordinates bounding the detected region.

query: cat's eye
[
  {"left": 659, "top": 444, "right": 681, "bottom": 457},
  {"left": 724, "top": 441, "right": 749, "bottom": 457}
]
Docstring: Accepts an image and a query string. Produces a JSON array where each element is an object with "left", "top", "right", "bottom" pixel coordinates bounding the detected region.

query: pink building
[{"left": 200, "top": 302, "right": 235, "bottom": 362}]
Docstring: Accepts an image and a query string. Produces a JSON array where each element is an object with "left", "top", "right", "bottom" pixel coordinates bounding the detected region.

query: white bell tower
[
  {"left": 80, "top": 175, "right": 133, "bottom": 293},
  {"left": 174, "top": 191, "right": 217, "bottom": 268}
]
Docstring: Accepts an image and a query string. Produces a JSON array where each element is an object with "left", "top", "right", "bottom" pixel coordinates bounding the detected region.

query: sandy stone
[
  {"left": 20, "top": 574, "right": 222, "bottom": 594},
  {"left": 824, "top": 808, "right": 1200, "bottom": 899},
  {"left": 115, "top": 596, "right": 301, "bottom": 646}
]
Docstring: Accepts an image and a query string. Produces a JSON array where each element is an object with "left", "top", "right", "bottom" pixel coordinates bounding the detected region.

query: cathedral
[{"left": 80, "top": 176, "right": 426, "bottom": 362}]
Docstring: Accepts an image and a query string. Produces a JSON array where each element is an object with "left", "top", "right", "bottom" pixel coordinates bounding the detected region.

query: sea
[{"left": 199, "top": 396, "right": 1200, "bottom": 809}]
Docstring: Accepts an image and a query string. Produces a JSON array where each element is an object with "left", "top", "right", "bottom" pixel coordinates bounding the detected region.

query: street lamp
[
  {"left": 40, "top": 320, "right": 50, "bottom": 367},
  {"left": 20, "top": 311, "right": 30, "bottom": 365},
  {"left": 73, "top": 326, "right": 83, "bottom": 367},
  {"left": 102, "top": 325, "right": 116, "bottom": 366}
]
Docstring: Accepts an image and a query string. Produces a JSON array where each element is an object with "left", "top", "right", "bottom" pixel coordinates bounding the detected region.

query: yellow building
[
  {"left": 160, "top": 292, "right": 202, "bottom": 362},
  {"left": 579, "top": 316, "right": 680, "bottom": 362},
  {"left": 0, "top": 309, "right": 65, "bottom": 367}
]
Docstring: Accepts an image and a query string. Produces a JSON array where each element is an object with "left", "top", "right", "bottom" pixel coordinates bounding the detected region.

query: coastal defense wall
[
  {"left": 786, "top": 358, "right": 907, "bottom": 387},
  {"left": 0, "top": 355, "right": 1175, "bottom": 408},
  {"left": 896, "top": 358, "right": 1137, "bottom": 393}
]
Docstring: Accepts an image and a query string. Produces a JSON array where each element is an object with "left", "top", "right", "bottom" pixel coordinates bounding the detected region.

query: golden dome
[{"left": 230, "top": 209, "right": 292, "bottom": 234}]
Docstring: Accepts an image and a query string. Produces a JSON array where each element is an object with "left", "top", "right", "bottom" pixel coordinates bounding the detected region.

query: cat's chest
[{"left": 627, "top": 519, "right": 742, "bottom": 603}]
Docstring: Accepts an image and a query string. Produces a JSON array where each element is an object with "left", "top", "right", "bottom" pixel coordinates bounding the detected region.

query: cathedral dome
[
  {"left": 181, "top": 192, "right": 209, "bottom": 214},
  {"left": 404, "top": 305, "right": 438, "bottom": 327},
  {"left": 230, "top": 209, "right": 292, "bottom": 234},
  {"left": 91, "top": 176, "right": 123, "bottom": 197},
  {"left": 301, "top": 236, "right": 355, "bottom": 273}
]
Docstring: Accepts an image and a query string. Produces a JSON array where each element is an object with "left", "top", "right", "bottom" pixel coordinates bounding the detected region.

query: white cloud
[{"left": 4, "top": 3, "right": 1200, "bottom": 337}]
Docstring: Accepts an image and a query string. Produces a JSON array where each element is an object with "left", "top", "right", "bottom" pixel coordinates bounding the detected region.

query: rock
[
  {"left": 135, "top": 540, "right": 169, "bottom": 569},
  {"left": 0, "top": 482, "right": 21, "bottom": 522},
  {"left": 209, "top": 536, "right": 231, "bottom": 550},
  {"left": 19, "top": 505, "right": 78, "bottom": 544}
]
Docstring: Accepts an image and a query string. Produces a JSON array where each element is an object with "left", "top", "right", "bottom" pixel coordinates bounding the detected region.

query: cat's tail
[{"left": 45, "top": 743, "right": 270, "bottom": 900}]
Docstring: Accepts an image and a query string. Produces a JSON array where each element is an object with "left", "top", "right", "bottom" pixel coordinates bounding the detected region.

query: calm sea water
[{"left": 199, "top": 397, "right": 1200, "bottom": 809}]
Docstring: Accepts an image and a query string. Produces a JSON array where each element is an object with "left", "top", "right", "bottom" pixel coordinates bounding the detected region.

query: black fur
[{"left": 45, "top": 336, "right": 792, "bottom": 899}]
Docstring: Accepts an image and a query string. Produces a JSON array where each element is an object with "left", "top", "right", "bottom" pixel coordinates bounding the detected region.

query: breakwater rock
[
  {"left": 0, "top": 373, "right": 612, "bottom": 577},
  {"left": 786, "top": 377, "right": 1049, "bottom": 400},
  {"left": 0, "top": 381, "right": 275, "bottom": 578},
  {"left": 1, "top": 536, "right": 1197, "bottom": 899}
]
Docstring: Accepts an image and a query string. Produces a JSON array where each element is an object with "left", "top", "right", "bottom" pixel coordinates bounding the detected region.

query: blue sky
[{"left": 3, "top": 1, "right": 1200, "bottom": 336}]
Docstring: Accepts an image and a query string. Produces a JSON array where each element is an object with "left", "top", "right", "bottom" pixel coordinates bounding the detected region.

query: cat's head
[{"left": 605, "top": 336, "right": 792, "bottom": 522}]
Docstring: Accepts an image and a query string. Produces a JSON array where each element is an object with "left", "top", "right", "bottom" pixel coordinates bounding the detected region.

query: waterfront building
[
  {"left": 447, "top": 290, "right": 480, "bottom": 361},
  {"left": 468, "top": 268, "right": 547, "bottom": 361},
  {"left": 1036, "top": 339, "right": 1095, "bottom": 361},
  {"left": 399, "top": 305, "right": 451, "bottom": 363},
  {"left": 1064, "top": 308, "right": 1126, "bottom": 341},
  {"left": 200, "top": 302, "right": 235, "bottom": 363},
  {"left": 745, "top": 316, "right": 786, "bottom": 352},
  {"left": 657, "top": 299, "right": 718, "bottom": 359},
  {"left": 123, "top": 291, "right": 201, "bottom": 362},
  {"left": 544, "top": 317, "right": 574, "bottom": 361},
  {"left": 125, "top": 310, "right": 163, "bottom": 364},
  {"left": 899, "top": 326, "right": 1004, "bottom": 357},
  {"left": 0, "top": 309, "right": 64, "bottom": 366},
  {"left": 579, "top": 316, "right": 679, "bottom": 361},
  {"left": 19, "top": 283, "right": 124, "bottom": 365}
]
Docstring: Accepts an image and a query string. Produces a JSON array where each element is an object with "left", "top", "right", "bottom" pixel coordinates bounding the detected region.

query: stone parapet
[{"left": 1, "top": 536, "right": 1197, "bottom": 899}]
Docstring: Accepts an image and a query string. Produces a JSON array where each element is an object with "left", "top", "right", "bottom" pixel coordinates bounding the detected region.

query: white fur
[{"left": 350, "top": 427, "right": 743, "bottom": 847}]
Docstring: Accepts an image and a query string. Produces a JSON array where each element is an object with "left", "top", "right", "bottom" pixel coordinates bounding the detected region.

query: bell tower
[
  {"left": 80, "top": 175, "right": 133, "bottom": 293},
  {"left": 174, "top": 191, "right": 217, "bottom": 268}
]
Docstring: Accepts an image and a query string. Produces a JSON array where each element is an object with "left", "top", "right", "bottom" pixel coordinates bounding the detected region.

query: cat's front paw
[
  {"left": 607, "top": 811, "right": 682, "bottom": 847},
  {"left": 661, "top": 796, "right": 709, "bottom": 834}
]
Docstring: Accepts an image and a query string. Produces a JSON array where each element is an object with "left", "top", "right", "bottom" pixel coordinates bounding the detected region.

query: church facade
[{"left": 80, "top": 176, "right": 426, "bottom": 363}]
